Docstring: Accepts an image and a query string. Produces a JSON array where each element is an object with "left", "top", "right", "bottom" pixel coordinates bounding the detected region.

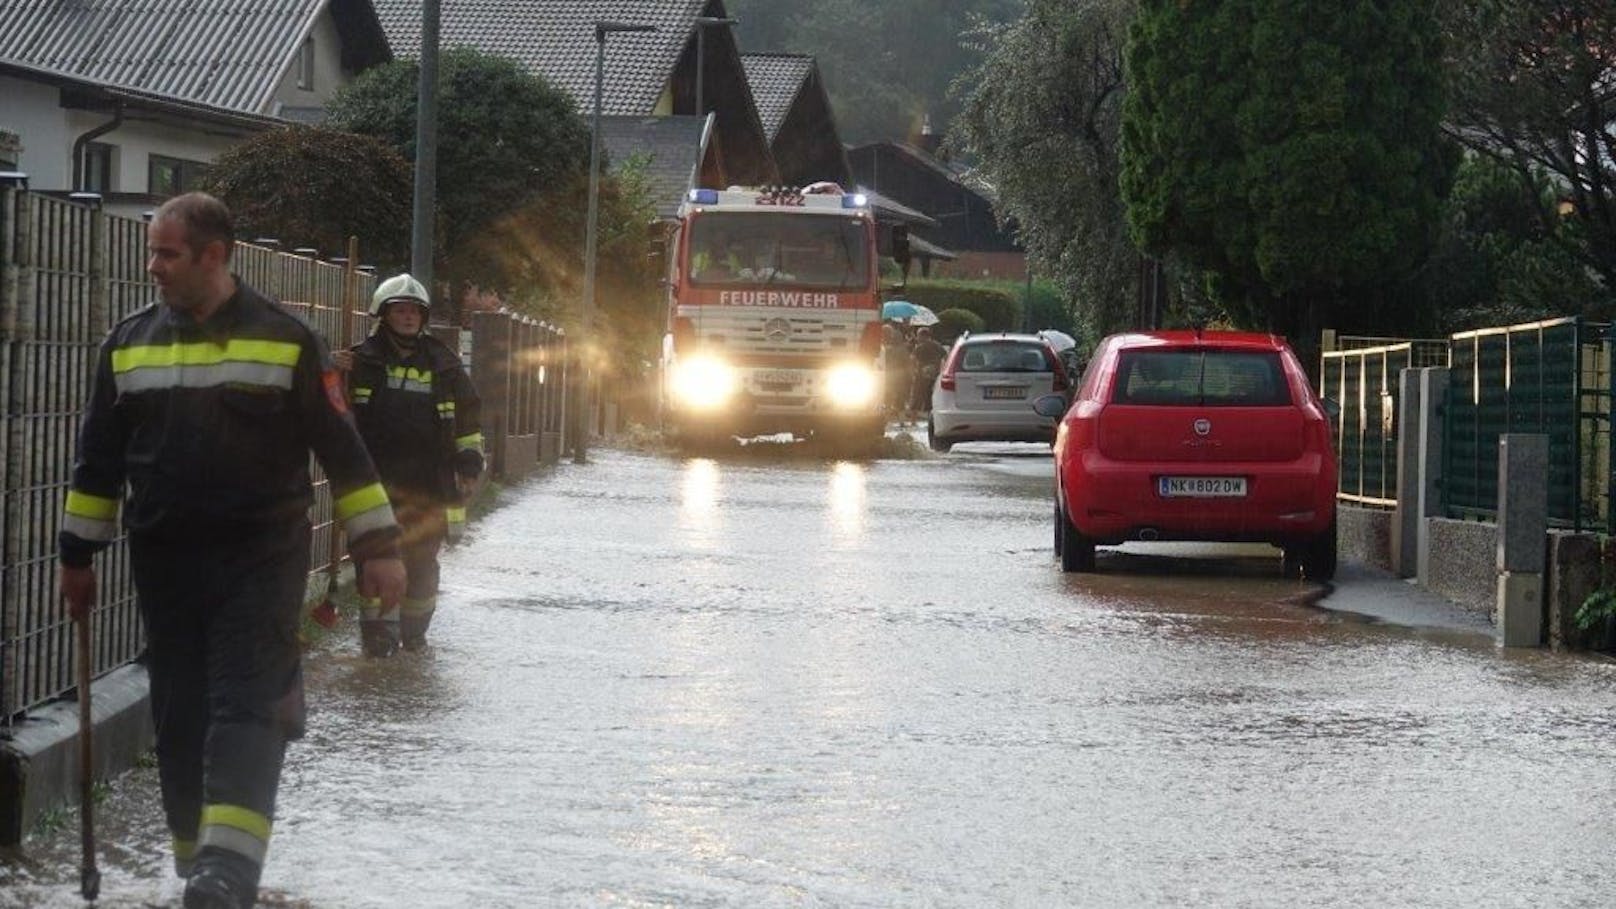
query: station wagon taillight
[{"left": 939, "top": 344, "right": 964, "bottom": 391}]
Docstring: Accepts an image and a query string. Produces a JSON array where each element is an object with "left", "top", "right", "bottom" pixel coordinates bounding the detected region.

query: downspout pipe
[{"left": 71, "top": 101, "right": 124, "bottom": 192}]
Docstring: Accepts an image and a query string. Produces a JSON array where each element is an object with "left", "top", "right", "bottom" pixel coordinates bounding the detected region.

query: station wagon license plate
[
  {"left": 1158, "top": 476, "right": 1247, "bottom": 498},
  {"left": 982, "top": 386, "right": 1028, "bottom": 400}
]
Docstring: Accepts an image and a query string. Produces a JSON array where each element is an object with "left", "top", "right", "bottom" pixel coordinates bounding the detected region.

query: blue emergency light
[
  {"left": 688, "top": 189, "right": 720, "bottom": 204},
  {"left": 842, "top": 193, "right": 868, "bottom": 209}
]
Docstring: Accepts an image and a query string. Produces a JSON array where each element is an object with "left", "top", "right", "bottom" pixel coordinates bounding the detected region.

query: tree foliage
[
  {"left": 951, "top": 0, "right": 1139, "bottom": 339},
  {"left": 727, "top": 0, "right": 1021, "bottom": 143},
  {"left": 200, "top": 126, "right": 413, "bottom": 271},
  {"left": 1439, "top": 0, "right": 1616, "bottom": 294},
  {"left": 1120, "top": 0, "right": 1453, "bottom": 338},
  {"left": 325, "top": 46, "right": 590, "bottom": 292}
]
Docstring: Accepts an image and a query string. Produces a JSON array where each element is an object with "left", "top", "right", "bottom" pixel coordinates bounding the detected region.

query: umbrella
[
  {"left": 1039, "top": 329, "right": 1078, "bottom": 351},
  {"left": 882, "top": 299, "right": 939, "bottom": 326}
]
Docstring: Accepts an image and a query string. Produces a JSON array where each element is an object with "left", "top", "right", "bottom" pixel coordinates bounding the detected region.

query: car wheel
[
  {"left": 1053, "top": 498, "right": 1064, "bottom": 556},
  {"left": 1058, "top": 503, "right": 1095, "bottom": 573},
  {"left": 1297, "top": 520, "right": 1337, "bottom": 581},
  {"left": 927, "top": 418, "right": 952, "bottom": 453}
]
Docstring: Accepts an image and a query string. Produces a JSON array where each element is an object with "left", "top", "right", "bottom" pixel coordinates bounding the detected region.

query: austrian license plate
[
  {"left": 1158, "top": 476, "right": 1247, "bottom": 498},
  {"left": 756, "top": 369, "right": 803, "bottom": 386},
  {"left": 982, "top": 386, "right": 1028, "bottom": 400}
]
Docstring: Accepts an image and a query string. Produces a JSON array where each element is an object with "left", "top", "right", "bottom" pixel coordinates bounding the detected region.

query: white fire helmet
[{"left": 369, "top": 273, "right": 430, "bottom": 317}]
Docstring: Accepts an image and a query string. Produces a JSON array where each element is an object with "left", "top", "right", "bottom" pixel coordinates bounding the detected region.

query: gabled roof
[
  {"left": 600, "top": 114, "right": 712, "bottom": 220},
  {"left": 0, "top": 0, "right": 392, "bottom": 117},
  {"left": 740, "top": 52, "right": 814, "bottom": 142},
  {"left": 373, "top": 0, "right": 705, "bottom": 116},
  {"left": 0, "top": 59, "right": 282, "bottom": 131}
]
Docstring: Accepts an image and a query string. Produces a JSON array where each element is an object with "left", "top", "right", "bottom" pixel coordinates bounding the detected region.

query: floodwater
[{"left": 5, "top": 436, "right": 1616, "bottom": 907}]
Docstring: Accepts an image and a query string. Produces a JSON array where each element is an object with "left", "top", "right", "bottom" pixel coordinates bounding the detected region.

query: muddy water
[{"left": 5, "top": 441, "right": 1615, "bottom": 907}]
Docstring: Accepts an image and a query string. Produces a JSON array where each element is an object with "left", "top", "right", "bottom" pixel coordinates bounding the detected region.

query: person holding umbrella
[{"left": 909, "top": 326, "right": 948, "bottom": 414}]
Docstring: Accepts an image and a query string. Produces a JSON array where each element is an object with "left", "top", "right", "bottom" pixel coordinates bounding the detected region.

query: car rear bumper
[
  {"left": 1061, "top": 449, "right": 1336, "bottom": 544},
  {"left": 931, "top": 405, "right": 1057, "bottom": 443}
]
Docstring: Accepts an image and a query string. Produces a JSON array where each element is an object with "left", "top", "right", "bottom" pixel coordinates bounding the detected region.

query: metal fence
[
  {"left": 1319, "top": 339, "right": 1449, "bottom": 507},
  {"left": 1444, "top": 317, "right": 1611, "bottom": 531},
  {"left": 0, "top": 189, "right": 578, "bottom": 720},
  {"left": 0, "top": 190, "right": 382, "bottom": 720}
]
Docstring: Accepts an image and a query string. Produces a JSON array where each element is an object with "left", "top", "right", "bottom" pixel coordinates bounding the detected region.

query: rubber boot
[
  {"left": 401, "top": 610, "right": 434, "bottom": 651},
  {"left": 360, "top": 619, "right": 399, "bottom": 658},
  {"left": 183, "top": 850, "right": 257, "bottom": 909}
]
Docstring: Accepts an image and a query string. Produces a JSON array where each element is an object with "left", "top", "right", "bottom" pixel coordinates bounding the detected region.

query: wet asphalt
[{"left": 4, "top": 432, "right": 1614, "bottom": 908}]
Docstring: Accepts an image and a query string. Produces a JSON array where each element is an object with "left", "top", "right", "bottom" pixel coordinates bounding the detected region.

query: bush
[
  {"left": 904, "top": 280, "right": 1021, "bottom": 330},
  {"left": 934, "top": 308, "right": 985, "bottom": 343}
]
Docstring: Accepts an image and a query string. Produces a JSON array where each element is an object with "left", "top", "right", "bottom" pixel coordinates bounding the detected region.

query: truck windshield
[{"left": 687, "top": 213, "right": 870, "bottom": 290}]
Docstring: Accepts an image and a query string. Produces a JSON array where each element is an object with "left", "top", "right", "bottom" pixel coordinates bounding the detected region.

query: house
[
  {"left": 0, "top": 0, "right": 391, "bottom": 217},
  {"left": 598, "top": 114, "right": 720, "bottom": 221},
  {"left": 373, "top": 0, "right": 779, "bottom": 195},
  {"left": 847, "top": 138, "right": 1023, "bottom": 280},
  {"left": 740, "top": 52, "right": 849, "bottom": 188}
]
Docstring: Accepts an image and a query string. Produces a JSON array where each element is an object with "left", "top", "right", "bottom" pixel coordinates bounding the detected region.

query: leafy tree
[
  {"left": 1120, "top": 0, "right": 1454, "bottom": 343},
  {"left": 1421, "top": 155, "right": 1613, "bottom": 331},
  {"left": 952, "top": 0, "right": 1140, "bottom": 339},
  {"left": 325, "top": 46, "right": 590, "bottom": 293},
  {"left": 1439, "top": 1, "right": 1616, "bottom": 294},
  {"left": 200, "top": 126, "right": 413, "bottom": 271}
]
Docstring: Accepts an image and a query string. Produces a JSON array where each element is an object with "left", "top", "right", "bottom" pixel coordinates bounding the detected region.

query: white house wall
[
  {"left": 2, "top": 75, "right": 74, "bottom": 188},
  {"left": 271, "top": 12, "right": 353, "bottom": 116}
]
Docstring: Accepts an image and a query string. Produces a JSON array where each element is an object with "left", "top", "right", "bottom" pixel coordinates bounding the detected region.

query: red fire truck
[{"left": 659, "top": 183, "right": 891, "bottom": 446}]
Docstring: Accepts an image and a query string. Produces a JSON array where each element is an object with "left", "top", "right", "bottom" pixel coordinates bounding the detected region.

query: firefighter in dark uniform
[
  {"left": 58, "top": 193, "right": 407, "bottom": 909},
  {"left": 338, "top": 273, "right": 482, "bottom": 657}
]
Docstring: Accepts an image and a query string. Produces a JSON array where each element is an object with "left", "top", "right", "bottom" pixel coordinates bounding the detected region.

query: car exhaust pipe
[{"left": 1138, "top": 527, "right": 1160, "bottom": 542}]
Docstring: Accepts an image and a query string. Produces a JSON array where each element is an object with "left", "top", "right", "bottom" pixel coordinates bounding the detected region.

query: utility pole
[
  {"left": 411, "top": 0, "right": 441, "bottom": 292},
  {"left": 575, "top": 20, "right": 657, "bottom": 464}
]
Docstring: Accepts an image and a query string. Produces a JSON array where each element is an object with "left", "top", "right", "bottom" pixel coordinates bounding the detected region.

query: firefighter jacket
[
  {"left": 347, "top": 331, "right": 483, "bottom": 505},
  {"left": 59, "top": 281, "right": 402, "bottom": 567}
]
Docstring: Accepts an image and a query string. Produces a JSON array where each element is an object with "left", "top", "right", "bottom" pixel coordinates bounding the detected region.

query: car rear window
[
  {"left": 1111, "top": 350, "right": 1291, "bottom": 406},
  {"left": 957, "top": 341, "right": 1052, "bottom": 373}
]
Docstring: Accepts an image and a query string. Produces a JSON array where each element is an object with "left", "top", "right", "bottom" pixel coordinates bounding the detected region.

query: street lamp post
[
  {"left": 693, "top": 16, "right": 737, "bottom": 118},
  {"left": 575, "top": 20, "right": 656, "bottom": 465}
]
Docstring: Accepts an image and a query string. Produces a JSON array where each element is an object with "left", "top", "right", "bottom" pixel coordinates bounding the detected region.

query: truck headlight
[
  {"left": 825, "top": 363, "right": 878, "bottom": 409},
  {"left": 670, "top": 356, "right": 737, "bottom": 411}
]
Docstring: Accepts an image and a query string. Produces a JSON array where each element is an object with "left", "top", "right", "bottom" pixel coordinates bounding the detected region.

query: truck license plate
[
  {"left": 756, "top": 369, "right": 803, "bottom": 386},
  {"left": 1158, "top": 476, "right": 1247, "bottom": 498}
]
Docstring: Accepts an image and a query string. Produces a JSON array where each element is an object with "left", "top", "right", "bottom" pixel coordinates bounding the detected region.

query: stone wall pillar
[
  {"left": 1415, "top": 367, "right": 1448, "bottom": 586},
  {"left": 1497, "top": 433, "right": 1548, "bottom": 647},
  {"left": 1391, "top": 367, "right": 1422, "bottom": 576}
]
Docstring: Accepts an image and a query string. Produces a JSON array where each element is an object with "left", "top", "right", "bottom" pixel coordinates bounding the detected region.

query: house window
[
  {"left": 0, "top": 129, "right": 19, "bottom": 171},
  {"left": 148, "top": 154, "right": 209, "bottom": 197},
  {"left": 83, "top": 142, "right": 114, "bottom": 193},
  {"left": 297, "top": 37, "right": 315, "bottom": 90}
]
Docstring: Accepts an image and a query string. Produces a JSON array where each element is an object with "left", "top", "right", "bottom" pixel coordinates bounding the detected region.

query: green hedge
[
  {"left": 903, "top": 280, "right": 1021, "bottom": 331},
  {"left": 934, "top": 308, "right": 985, "bottom": 344}
]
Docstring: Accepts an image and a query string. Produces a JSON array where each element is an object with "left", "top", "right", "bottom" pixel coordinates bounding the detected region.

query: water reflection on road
[{"left": 5, "top": 439, "right": 1615, "bottom": 908}]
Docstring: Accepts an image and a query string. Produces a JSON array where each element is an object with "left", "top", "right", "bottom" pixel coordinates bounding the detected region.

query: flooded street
[{"left": 6, "top": 438, "right": 1616, "bottom": 907}]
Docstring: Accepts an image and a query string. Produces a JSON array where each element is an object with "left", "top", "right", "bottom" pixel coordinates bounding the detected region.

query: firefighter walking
[
  {"left": 58, "top": 193, "right": 406, "bottom": 908},
  {"left": 339, "top": 274, "right": 483, "bottom": 657}
]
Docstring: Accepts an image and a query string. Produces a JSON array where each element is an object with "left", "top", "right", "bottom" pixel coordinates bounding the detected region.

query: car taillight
[
  {"left": 939, "top": 344, "right": 963, "bottom": 391},
  {"left": 673, "top": 317, "right": 696, "bottom": 352},
  {"left": 1064, "top": 400, "right": 1102, "bottom": 450},
  {"left": 1045, "top": 344, "right": 1069, "bottom": 391},
  {"left": 860, "top": 321, "right": 883, "bottom": 357}
]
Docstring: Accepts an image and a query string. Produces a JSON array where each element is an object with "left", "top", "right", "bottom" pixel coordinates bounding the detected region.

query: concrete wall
[
  {"left": 1338, "top": 504, "right": 1394, "bottom": 572},
  {"left": 1423, "top": 517, "right": 1498, "bottom": 619}
]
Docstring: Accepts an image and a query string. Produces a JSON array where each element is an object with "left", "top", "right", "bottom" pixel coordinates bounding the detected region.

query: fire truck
[{"left": 659, "top": 183, "right": 893, "bottom": 446}]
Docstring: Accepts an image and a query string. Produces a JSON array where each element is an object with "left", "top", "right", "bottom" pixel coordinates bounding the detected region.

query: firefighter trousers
[
  {"left": 130, "top": 521, "right": 309, "bottom": 887},
  {"left": 358, "top": 496, "right": 444, "bottom": 655}
]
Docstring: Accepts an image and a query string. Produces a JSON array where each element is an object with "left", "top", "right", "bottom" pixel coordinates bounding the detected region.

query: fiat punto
[{"left": 1039, "top": 331, "right": 1337, "bottom": 578}]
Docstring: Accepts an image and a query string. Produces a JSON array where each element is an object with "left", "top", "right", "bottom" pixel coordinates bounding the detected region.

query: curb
[{"left": 0, "top": 663, "right": 153, "bottom": 846}]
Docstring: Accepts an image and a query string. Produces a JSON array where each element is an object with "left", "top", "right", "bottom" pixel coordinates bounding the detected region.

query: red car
[{"left": 1038, "top": 330, "right": 1337, "bottom": 578}]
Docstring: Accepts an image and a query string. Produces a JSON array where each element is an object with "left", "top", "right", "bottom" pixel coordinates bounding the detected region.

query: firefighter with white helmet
[{"left": 341, "top": 273, "right": 483, "bottom": 656}]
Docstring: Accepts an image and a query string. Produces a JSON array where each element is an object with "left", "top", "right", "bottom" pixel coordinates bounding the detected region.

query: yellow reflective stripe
[
  {"left": 446, "top": 506, "right": 467, "bottom": 524},
  {"left": 65, "top": 489, "right": 118, "bottom": 520},
  {"left": 172, "top": 838, "right": 198, "bottom": 861},
  {"left": 455, "top": 432, "right": 483, "bottom": 451},
  {"left": 333, "top": 483, "right": 389, "bottom": 521},
  {"left": 200, "top": 804, "right": 271, "bottom": 841},
  {"left": 385, "top": 365, "right": 433, "bottom": 383},
  {"left": 401, "top": 595, "right": 437, "bottom": 616},
  {"left": 110, "top": 339, "right": 301, "bottom": 373}
]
